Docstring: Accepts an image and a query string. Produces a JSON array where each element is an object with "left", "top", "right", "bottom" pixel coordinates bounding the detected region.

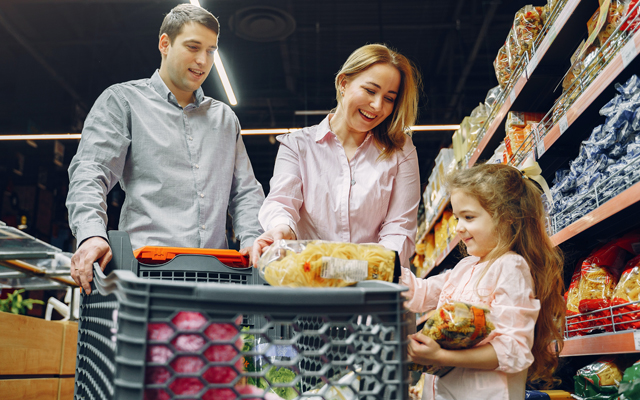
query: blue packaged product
[
  {"left": 632, "top": 108, "right": 640, "bottom": 131},
  {"left": 628, "top": 143, "right": 640, "bottom": 159},
  {"left": 600, "top": 94, "right": 623, "bottom": 117},
  {"left": 556, "top": 171, "right": 577, "bottom": 193},
  {"left": 553, "top": 169, "right": 570, "bottom": 185},
  {"left": 614, "top": 75, "right": 640, "bottom": 99}
]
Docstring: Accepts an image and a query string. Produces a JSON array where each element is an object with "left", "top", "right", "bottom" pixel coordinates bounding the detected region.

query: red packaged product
[{"left": 612, "top": 255, "right": 640, "bottom": 331}]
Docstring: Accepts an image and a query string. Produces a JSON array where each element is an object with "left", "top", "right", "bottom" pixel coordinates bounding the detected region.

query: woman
[{"left": 250, "top": 44, "right": 422, "bottom": 269}]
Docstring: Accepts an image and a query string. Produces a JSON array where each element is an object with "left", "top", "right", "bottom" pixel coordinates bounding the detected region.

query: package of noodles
[
  {"left": 612, "top": 255, "right": 640, "bottom": 331},
  {"left": 565, "top": 259, "right": 589, "bottom": 336},
  {"left": 573, "top": 356, "right": 626, "bottom": 399},
  {"left": 409, "top": 301, "right": 494, "bottom": 377},
  {"left": 618, "top": 358, "right": 640, "bottom": 400},
  {"left": 257, "top": 240, "right": 399, "bottom": 288},
  {"left": 494, "top": 43, "right": 512, "bottom": 88}
]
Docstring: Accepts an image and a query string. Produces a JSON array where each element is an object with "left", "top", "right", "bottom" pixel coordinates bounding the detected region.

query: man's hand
[
  {"left": 249, "top": 224, "right": 296, "bottom": 267},
  {"left": 70, "top": 236, "right": 112, "bottom": 294}
]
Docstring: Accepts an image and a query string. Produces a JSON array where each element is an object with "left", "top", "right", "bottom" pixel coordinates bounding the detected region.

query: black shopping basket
[{"left": 73, "top": 231, "right": 410, "bottom": 400}]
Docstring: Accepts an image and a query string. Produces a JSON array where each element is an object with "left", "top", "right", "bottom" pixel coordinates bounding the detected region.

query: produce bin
[{"left": 74, "top": 231, "right": 410, "bottom": 400}]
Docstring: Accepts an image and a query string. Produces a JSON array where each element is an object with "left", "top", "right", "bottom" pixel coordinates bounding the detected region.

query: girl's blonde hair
[
  {"left": 335, "top": 44, "right": 422, "bottom": 160},
  {"left": 446, "top": 163, "right": 565, "bottom": 388}
]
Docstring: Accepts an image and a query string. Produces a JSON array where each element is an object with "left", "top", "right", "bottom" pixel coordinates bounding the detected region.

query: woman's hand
[
  {"left": 407, "top": 332, "right": 446, "bottom": 366},
  {"left": 249, "top": 224, "right": 296, "bottom": 267}
]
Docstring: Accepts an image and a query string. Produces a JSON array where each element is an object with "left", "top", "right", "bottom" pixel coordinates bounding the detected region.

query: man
[{"left": 66, "top": 4, "right": 264, "bottom": 293}]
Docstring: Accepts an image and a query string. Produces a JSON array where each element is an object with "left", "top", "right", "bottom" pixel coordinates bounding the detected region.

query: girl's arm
[
  {"left": 408, "top": 333, "right": 499, "bottom": 370},
  {"left": 400, "top": 267, "right": 452, "bottom": 313},
  {"left": 377, "top": 141, "right": 421, "bottom": 268}
]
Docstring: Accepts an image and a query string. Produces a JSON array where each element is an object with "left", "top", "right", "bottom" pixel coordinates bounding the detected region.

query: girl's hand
[{"left": 407, "top": 332, "right": 446, "bottom": 366}]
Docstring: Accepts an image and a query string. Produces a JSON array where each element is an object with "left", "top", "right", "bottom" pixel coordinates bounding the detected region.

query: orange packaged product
[
  {"left": 565, "top": 259, "right": 587, "bottom": 336},
  {"left": 513, "top": 5, "right": 544, "bottom": 58},
  {"left": 612, "top": 255, "right": 640, "bottom": 331},
  {"left": 133, "top": 246, "right": 249, "bottom": 268}
]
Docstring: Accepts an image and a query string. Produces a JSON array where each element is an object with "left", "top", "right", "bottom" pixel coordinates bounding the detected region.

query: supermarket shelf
[
  {"left": 416, "top": 195, "right": 451, "bottom": 245},
  {"left": 560, "top": 331, "right": 640, "bottom": 357},
  {"left": 550, "top": 181, "right": 640, "bottom": 246},
  {"left": 467, "top": 0, "right": 589, "bottom": 167},
  {"left": 435, "top": 235, "right": 461, "bottom": 267},
  {"left": 540, "top": 29, "right": 640, "bottom": 157}
]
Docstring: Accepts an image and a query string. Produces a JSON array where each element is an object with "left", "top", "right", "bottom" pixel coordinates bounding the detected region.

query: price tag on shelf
[
  {"left": 537, "top": 138, "right": 545, "bottom": 158},
  {"left": 547, "top": 25, "right": 557, "bottom": 44},
  {"left": 621, "top": 39, "right": 638, "bottom": 69},
  {"left": 526, "top": 52, "right": 539, "bottom": 78},
  {"left": 634, "top": 331, "right": 640, "bottom": 350},
  {"left": 510, "top": 88, "right": 517, "bottom": 105},
  {"left": 446, "top": 242, "right": 451, "bottom": 256},
  {"left": 559, "top": 114, "right": 569, "bottom": 135}
]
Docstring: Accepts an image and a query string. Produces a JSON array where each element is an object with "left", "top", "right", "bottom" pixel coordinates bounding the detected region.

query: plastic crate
[{"left": 74, "top": 231, "right": 411, "bottom": 400}]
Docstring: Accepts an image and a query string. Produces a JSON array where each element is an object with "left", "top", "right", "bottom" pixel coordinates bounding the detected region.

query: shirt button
[
  {"left": 189, "top": 136, "right": 193, "bottom": 141},
  {"left": 200, "top": 193, "right": 205, "bottom": 198},
  {"left": 195, "top": 164, "right": 199, "bottom": 169},
  {"left": 201, "top": 225, "right": 206, "bottom": 229}
]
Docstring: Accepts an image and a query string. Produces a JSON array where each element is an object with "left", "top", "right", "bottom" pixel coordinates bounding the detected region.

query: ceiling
[{"left": 0, "top": 0, "right": 534, "bottom": 234}]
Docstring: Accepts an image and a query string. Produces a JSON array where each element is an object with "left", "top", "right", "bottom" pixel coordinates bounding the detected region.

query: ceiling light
[
  {"left": 214, "top": 51, "right": 238, "bottom": 106},
  {"left": 189, "top": 0, "right": 201, "bottom": 6},
  {"left": 411, "top": 125, "right": 460, "bottom": 131},
  {"left": 0, "top": 134, "right": 82, "bottom": 141},
  {"left": 294, "top": 110, "right": 331, "bottom": 116}
]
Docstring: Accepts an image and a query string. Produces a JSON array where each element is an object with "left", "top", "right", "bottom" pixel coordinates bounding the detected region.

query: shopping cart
[{"left": 73, "top": 231, "right": 411, "bottom": 400}]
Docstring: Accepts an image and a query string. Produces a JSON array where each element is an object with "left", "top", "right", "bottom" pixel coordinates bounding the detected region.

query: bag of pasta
[
  {"left": 578, "top": 234, "right": 640, "bottom": 332},
  {"left": 612, "top": 255, "right": 640, "bottom": 331},
  {"left": 409, "top": 301, "right": 494, "bottom": 376},
  {"left": 574, "top": 356, "right": 626, "bottom": 399},
  {"left": 565, "top": 259, "right": 589, "bottom": 336},
  {"left": 513, "top": 5, "right": 544, "bottom": 58},
  {"left": 257, "top": 240, "right": 399, "bottom": 288},
  {"left": 493, "top": 44, "right": 512, "bottom": 89}
]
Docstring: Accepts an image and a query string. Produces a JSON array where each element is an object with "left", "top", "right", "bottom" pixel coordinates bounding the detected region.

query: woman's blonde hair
[
  {"left": 446, "top": 163, "right": 565, "bottom": 388},
  {"left": 335, "top": 44, "right": 422, "bottom": 160}
]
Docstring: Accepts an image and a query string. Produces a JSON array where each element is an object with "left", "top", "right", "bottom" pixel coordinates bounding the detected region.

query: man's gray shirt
[{"left": 67, "top": 71, "right": 265, "bottom": 250}]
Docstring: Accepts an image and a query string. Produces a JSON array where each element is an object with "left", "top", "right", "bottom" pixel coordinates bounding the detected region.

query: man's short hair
[{"left": 159, "top": 4, "right": 220, "bottom": 43}]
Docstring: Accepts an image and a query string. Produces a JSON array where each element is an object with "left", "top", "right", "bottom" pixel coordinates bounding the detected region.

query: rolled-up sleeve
[
  {"left": 66, "top": 88, "right": 131, "bottom": 244},
  {"left": 487, "top": 258, "right": 540, "bottom": 374},
  {"left": 377, "top": 143, "right": 420, "bottom": 268},
  {"left": 258, "top": 136, "right": 304, "bottom": 236},
  {"left": 400, "top": 267, "right": 450, "bottom": 313}
]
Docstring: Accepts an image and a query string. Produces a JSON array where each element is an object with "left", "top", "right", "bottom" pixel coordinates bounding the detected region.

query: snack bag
[
  {"left": 513, "top": 5, "right": 544, "bottom": 58},
  {"left": 574, "top": 356, "right": 625, "bottom": 399},
  {"left": 612, "top": 255, "right": 640, "bottom": 331},
  {"left": 494, "top": 44, "right": 512, "bottom": 88},
  {"left": 410, "top": 301, "right": 494, "bottom": 376},
  {"left": 257, "top": 240, "right": 398, "bottom": 288},
  {"left": 618, "top": 358, "right": 640, "bottom": 400}
]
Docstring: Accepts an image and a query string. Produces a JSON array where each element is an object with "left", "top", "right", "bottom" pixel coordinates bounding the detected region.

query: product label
[
  {"left": 320, "top": 257, "right": 368, "bottom": 282},
  {"left": 510, "top": 88, "right": 517, "bottom": 105},
  {"left": 559, "top": 114, "right": 569, "bottom": 135},
  {"left": 526, "top": 52, "right": 539, "bottom": 78},
  {"left": 634, "top": 330, "right": 640, "bottom": 351},
  {"left": 621, "top": 39, "right": 638, "bottom": 69}
]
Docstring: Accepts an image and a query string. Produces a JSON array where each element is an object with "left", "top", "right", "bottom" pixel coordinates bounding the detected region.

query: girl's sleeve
[
  {"left": 400, "top": 267, "right": 450, "bottom": 313},
  {"left": 258, "top": 135, "right": 304, "bottom": 235},
  {"left": 486, "top": 255, "right": 541, "bottom": 374},
  {"left": 377, "top": 140, "right": 421, "bottom": 268}
]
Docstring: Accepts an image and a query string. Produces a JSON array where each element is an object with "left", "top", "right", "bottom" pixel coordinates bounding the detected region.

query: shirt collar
[
  {"left": 149, "top": 70, "right": 205, "bottom": 107},
  {"left": 316, "top": 114, "right": 374, "bottom": 145}
]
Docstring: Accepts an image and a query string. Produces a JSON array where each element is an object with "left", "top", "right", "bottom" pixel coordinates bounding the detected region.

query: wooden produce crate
[{"left": 0, "top": 312, "right": 77, "bottom": 400}]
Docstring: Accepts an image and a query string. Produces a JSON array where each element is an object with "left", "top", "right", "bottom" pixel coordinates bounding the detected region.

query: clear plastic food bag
[{"left": 257, "top": 240, "right": 398, "bottom": 287}]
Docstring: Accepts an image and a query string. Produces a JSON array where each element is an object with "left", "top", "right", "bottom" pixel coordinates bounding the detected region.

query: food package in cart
[
  {"left": 612, "top": 255, "right": 640, "bottom": 331},
  {"left": 409, "top": 300, "right": 495, "bottom": 377},
  {"left": 257, "top": 240, "right": 399, "bottom": 288}
]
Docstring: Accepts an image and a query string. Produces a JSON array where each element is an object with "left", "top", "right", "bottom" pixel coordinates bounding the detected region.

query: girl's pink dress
[{"left": 401, "top": 252, "right": 540, "bottom": 400}]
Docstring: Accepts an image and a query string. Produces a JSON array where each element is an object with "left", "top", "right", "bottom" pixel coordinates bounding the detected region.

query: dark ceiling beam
[
  {"left": 435, "top": 0, "right": 465, "bottom": 76},
  {"left": 445, "top": 0, "right": 500, "bottom": 119},
  {"left": 0, "top": 6, "right": 88, "bottom": 111}
]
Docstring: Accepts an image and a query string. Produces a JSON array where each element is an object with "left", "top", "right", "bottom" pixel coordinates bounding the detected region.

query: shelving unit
[{"left": 415, "top": 0, "right": 640, "bottom": 365}]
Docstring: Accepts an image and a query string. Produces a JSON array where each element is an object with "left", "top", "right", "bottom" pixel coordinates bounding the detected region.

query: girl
[
  {"left": 250, "top": 44, "right": 422, "bottom": 268},
  {"left": 403, "top": 163, "right": 565, "bottom": 400}
]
